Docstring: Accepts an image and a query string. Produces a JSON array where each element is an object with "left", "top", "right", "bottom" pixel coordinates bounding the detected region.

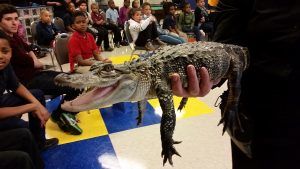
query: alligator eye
[{"left": 103, "top": 64, "right": 114, "bottom": 72}]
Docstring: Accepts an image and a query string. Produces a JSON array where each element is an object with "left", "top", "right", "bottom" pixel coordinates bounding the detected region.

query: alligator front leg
[
  {"left": 156, "top": 84, "right": 181, "bottom": 166},
  {"left": 136, "top": 99, "right": 147, "bottom": 125}
]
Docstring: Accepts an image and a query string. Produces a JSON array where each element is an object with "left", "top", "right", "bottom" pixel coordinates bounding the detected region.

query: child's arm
[
  {"left": 93, "top": 50, "right": 111, "bottom": 63},
  {"left": 177, "top": 13, "right": 183, "bottom": 30},
  {"left": 76, "top": 55, "right": 94, "bottom": 66},
  {"left": 28, "top": 51, "right": 44, "bottom": 69},
  {"left": 16, "top": 84, "right": 49, "bottom": 126},
  {"left": 0, "top": 84, "right": 49, "bottom": 126}
]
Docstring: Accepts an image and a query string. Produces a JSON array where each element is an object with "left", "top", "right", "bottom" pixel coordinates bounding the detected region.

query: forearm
[
  {"left": 93, "top": 50, "right": 104, "bottom": 61},
  {"left": 0, "top": 104, "right": 36, "bottom": 119},
  {"left": 15, "top": 84, "right": 43, "bottom": 106},
  {"left": 28, "top": 51, "right": 44, "bottom": 68}
]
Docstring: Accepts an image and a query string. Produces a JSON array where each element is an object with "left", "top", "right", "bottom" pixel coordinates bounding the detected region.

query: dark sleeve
[
  {"left": 18, "top": 35, "right": 32, "bottom": 52},
  {"left": 36, "top": 22, "right": 54, "bottom": 46},
  {"left": 213, "top": 0, "right": 253, "bottom": 46},
  {"left": 5, "top": 64, "right": 20, "bottom": 92},
  {"left": 63, "top": 13, "right": 72, "bottom": 27},
  {"left": 162, "top": 16, "right": 173, "bottom": 30},
  {"left": 52, "top": 23, "right": 61, "bottom": 34},
  {"left": 194, "top": 7, "right": 202, "bottom": 26}
]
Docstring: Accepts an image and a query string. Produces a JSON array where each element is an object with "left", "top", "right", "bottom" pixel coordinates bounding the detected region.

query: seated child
[
  {"left": 68, "top": 11, "right": 111, "bottom": 73},
  {"left": 118, "top": 0, "right": 131, "bottom": 45},
  {"left": 177, "top": 2, "right": 202, "bottom": 41},
  {"left": 162, "top": 2, "right": 188, "bottom": 42},
  {"left": 194, "top": 0, "right": 213, "bottom": 35},
  {"left": 63, "top": 2, "right": 76, "bottom": 32},
  {"left": 36, "top": 9, "right": 60, "bottom": 47},
  {"left": 132, "top": 0, "right": 140, "bottom": 8},
  {"left": 141, "top": 2, "right": 185, "bottom": 45},
  {"left": 128, "top": 8, "right": 166, "bottom": 51},
  {"left": 0, "top": 30, "right": 58, "bottom": 150},
  {"left": 91, "top": 2, "right": 122, "bottom": 48}
]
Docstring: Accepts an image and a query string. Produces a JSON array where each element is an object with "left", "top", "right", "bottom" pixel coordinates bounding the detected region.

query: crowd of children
[{"left": 0, "top": 1, "right": 215, "bottom": 168}]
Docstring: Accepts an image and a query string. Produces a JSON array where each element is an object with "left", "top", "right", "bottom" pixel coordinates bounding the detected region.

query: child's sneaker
[{"left": 58, "top": 113, "right": 82, "bottom": 135}]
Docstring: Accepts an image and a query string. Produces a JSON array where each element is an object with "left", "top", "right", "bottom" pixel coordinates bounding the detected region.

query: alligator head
[{"left": 54, "top": 62, "right": 148, "bottom": 112}]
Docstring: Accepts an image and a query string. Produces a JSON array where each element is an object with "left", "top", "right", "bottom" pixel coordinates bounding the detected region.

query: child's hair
[
  {"left": 91, "top": 2, "right": 98, "bottom": 8},
  {"left": 163, "top": 2, "right": 175, "bottom": 15},
  {"left": 132, "top": 0, "right": 139, "bottom": 8},
  {"left": 108, "top": 0, "right": 114, "bottom": 6},
  {"left": 141, "top": 2, "right": 151, "bottom": 9},
  {"left": 76, "top": 0, "right": 87, "bottom": 7},
  {"left": 67, "top": 2, "right": 75, "bottom": 9},
  {"left": 182, "top": 2, "right": 190, "bottom": 10},
  {"left": 0, "top": 4, "right": 18, "bottom": 21},
  {"left": 39, "top": 9, "right": 49, "bottom": 17},
  {"left": 128, "top": 7, "right": 141, "bottom": 19},
  {"left": 71, "top": 11, "right": 86, "bottom": 24}
]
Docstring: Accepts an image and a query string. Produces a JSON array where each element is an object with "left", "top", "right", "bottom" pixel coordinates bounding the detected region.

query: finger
[
  {"left": 198, "top": 67, "right": 213, "bottom": 97},
  {"left": 186, "top": 65, "right": 200, "bottom": 96},
  {"left": 171, "top": 73, "right": 188, "bottom": 97}
]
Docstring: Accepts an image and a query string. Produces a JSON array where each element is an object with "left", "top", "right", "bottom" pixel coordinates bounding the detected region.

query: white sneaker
[{"left": 200, "top": 29, "right": 206, "bottom": 37}]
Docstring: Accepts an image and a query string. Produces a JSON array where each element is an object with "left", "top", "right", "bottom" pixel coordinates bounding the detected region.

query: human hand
[
  {"left": 200, "top": 17, "right": 205, "bottom": 23},
  {"left": 32, "top": 104, "right": 50, "bottom": 127},
  {"left": 171, "top": 65, "right": 215, "bottom": 97},
  {"left": 34, "top": 60, "right": 45, "bottom": 69},
  {"left": 56, "top": 2, "right": 62, "bottom": 6},
  {"left": 101, "top": 58, "right": 112, "bottom": 63}
]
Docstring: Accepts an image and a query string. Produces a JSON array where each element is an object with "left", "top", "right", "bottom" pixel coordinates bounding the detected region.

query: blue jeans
[
  {"left": 182, "top": 26, "right": 202, "bottom": 41},
  {"left": 159, "top": 34, "right": 186, "bottom": 45}
]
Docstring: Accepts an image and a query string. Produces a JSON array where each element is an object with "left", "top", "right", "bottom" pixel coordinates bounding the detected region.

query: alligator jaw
[
  {"left": 54, "top": 72, "right": 121, "bottom": 89},
  {"left": 61, "top": 78, "right": 138, "bottom": 112}
]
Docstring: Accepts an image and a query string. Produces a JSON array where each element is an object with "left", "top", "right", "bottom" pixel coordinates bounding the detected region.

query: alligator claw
[
  {"left": 218, "top": 107, "right": 244, "bottom": 136},
  {"left": 161, "top": 139, "right": 182, "bottom": 166},
  {"left": 136, "top": 116, "right": 142, "bottom": 126}
]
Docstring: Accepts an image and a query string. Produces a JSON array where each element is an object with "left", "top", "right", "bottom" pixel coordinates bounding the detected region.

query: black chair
[
  {"left": 53, "top": 33, "right": 70, "bottom": 72},
  {"left": 53, "top": 17, "right": 66, "bottom": 33}
]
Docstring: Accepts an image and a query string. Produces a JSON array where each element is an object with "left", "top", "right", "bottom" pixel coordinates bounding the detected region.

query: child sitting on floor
[
  {"left": 177, "top": 2, "right": 202, "bottom": 41},
  {"left": 68, "top": 11, "right": 111, "bottom": 73},
  {"left": 141, "top": 2, "right": 185, "bottom": 45},
  {"left": 162, "top": 2, "right": 188, "bottom": 42},
  {"left": 128, "top": 8, "right": 166, "bottom": 51}
]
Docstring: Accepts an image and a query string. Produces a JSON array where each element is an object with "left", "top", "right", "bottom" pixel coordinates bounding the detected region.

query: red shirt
[{"left": 68, "top": 31, "right": 98, "bottom": 72}]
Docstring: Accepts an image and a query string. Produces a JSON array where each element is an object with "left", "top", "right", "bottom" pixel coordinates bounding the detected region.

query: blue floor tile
[
  {"left": 42, "top": 136, "right": 120, "bottom": 169},
  {"left": 100, "top": 102, "right": 161, "bottom": 134}
]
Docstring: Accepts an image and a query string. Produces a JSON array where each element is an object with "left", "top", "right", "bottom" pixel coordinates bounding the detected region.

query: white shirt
[{"left": 128, "top": 18, "right": 151, "bottom": 42}]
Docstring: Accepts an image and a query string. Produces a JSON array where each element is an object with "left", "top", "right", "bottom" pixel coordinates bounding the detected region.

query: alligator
[{"left": 54, "top": 41, "right": 249, "bottom": 166}]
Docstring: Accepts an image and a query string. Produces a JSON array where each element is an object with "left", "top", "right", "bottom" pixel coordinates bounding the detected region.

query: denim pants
[
  {"left": 159, "top": 33, "right": 186, "bottom": 45},
  {"left": 0, "top": 89, "right": 46, "bottom": 148},
  {"left": 182, "top": 26, "right": 202, "bottom": 41}
]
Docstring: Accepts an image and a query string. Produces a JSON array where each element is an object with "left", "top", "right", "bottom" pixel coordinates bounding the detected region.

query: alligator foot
[
  {"left": 161, "top": 139, "right": 182, "bottom": 166},
  {"left": 136, "top": 116, "right": 142, "bottom": 126},
  {"left": 218, "top": 107, "right": 244, "bottom": 136}
]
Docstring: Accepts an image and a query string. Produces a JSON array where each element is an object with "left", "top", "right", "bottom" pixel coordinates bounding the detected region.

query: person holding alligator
[{"left": 171, "top": 0, "right": 300, "bottom": 168}]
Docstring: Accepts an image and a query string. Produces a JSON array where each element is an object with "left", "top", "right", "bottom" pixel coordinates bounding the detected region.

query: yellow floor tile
[
  {"left": 148, "top": 96, "right": 213, "bottom": 119},
  {"left": 46, "top": 109, "right": 108, "bottom": 145}
]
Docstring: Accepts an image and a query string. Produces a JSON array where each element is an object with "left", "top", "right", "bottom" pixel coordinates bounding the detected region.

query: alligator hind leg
[{"left": 156, "top": 84, "right": 181, "bottom": 166}]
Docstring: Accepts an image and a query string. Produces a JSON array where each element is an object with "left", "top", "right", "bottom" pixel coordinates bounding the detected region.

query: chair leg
[{"left": 49, "top": 50, "right": 56, "bottom": 70}]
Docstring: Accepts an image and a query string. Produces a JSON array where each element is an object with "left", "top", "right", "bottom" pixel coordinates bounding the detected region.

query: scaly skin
[{"left": 54, "top": 41, "right": 249, "bottom": 166}]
